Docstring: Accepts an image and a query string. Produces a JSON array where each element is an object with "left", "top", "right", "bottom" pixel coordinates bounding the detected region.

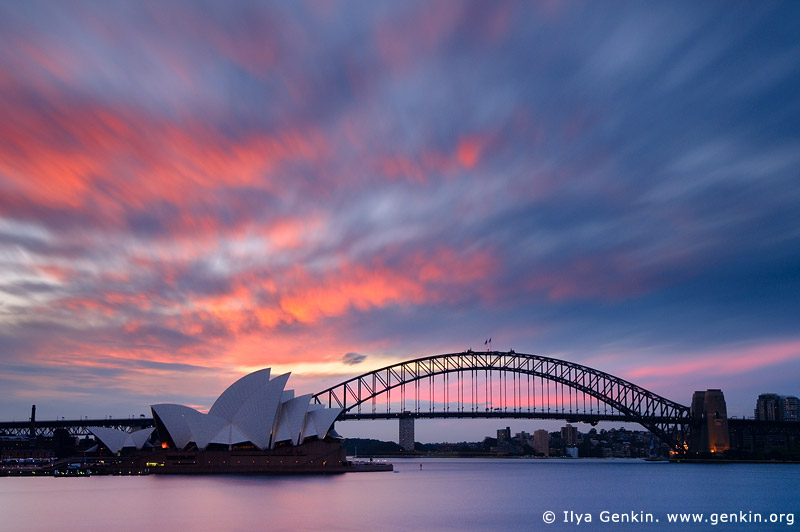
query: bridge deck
[
  {"left": 0, "top": 418, "right": 154, "bottom": 437},
  {"left": 338, "top": 412, "right": 682, "bottom": 423}
]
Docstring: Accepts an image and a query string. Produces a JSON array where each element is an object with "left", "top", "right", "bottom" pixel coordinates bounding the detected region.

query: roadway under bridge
[{"left": 0, "top": 417, "right": 153, "bottom": 439}]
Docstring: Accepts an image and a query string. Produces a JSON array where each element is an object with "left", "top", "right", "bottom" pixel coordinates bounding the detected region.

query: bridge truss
[
  {"left": 313, "top": 350, "right": 691, "bottom": 451},
  {"left": 0, "top": 418, "right": 154, "bottom": 438}
]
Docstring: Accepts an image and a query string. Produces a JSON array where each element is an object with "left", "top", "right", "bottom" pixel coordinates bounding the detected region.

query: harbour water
[{"left": 1, "top": 458, "right": 797, "bottom": 531}]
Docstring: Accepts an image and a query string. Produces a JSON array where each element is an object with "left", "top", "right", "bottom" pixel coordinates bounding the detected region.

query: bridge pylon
[{"left": 689, "top": 389, "right": 730, "bottom": 454}]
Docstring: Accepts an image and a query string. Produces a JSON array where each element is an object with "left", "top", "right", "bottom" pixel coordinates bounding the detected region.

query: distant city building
[
  {"left": 755, "top": 394, "right": 799, "bottom": 422},
  {"left": 565, "top": 446, "right": 578, "bottom": 458},
  {"left": 533, "top": 429, "right": 550, "bottom": 457},
  {"left": 756, "top": 393, "right": 781, "bottom": 421},
  {"left": 497, "top": 427, "right": 511, "bottom": 442},
  {"left": 561, "top": 424, "right": 578, "bottom": 446},
  {"left": 515, "top": 430, "right": 532, "bottom": 447},
  {"left": 399, "top": 416, "right": 415, "bottom": 451},
  {"left": 784, "top": 396, "right": 800, "bottom": 422}
]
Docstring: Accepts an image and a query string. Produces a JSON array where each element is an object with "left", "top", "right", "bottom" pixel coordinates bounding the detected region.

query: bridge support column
[
  {"left": 689, "top": 389, "right": 730, "bottom": 454},
  {"left": 399, "top": 414, "right": 415, "bottom": 452}
]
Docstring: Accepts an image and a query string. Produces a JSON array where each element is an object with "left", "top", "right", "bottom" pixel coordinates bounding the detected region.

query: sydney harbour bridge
[
  {"left": 312, "top": 350, "right": 691, "bottom": 452},
  {"left": 0, "top": 350, "right": 784, "bottom": 454}
]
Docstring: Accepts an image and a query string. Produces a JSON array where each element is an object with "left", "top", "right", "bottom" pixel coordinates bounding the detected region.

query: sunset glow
[{"left": 1, "top": 2, "right": 799, "bottom": 436}]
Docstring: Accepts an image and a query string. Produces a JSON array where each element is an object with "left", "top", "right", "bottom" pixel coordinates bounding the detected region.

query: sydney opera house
[{"left": 88, "top": 368, "right": 384, "bottom": 474}]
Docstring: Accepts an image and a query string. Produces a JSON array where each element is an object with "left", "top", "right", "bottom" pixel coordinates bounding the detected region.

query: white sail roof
[
  {"left": 273, "top": 394, "right": 312, "bottom": 447},
  {"left": 231, "top": 372, "right": 290, "bottom": 450},
  {"left": 301, "top": 404, "right": 325, "bottom": 440},
  {"left": 307, "top": 407, "right": 342, "bottom": 440},
  {"left": 89, "top": 426, "right": 154, "bottom": 454},
  {"left": 210, "top": 423, "right": 250, "bottom": 447},
  {"left": 209, "top": 368, "right": 271, "bottom": 421},
  {"left": 129, "top": 427, "right": 156, "bottom": 449},
  {"left": 151, "top": 369, "right": 340, "bottom": 451},
  {"left": 151, "top": 404, "right": 199, "bottom": 449}
]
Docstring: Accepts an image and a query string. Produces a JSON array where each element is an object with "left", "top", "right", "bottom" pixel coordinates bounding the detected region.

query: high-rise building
[
  {"left": 756, "top": 393, "right": 781, "bottom": 421},
  {"left": 515, "top": 431, "right": 532, "bottom": 447},
  {"left": 399, "top": 416, "right": 415, "bottom": 451},
  {"left": 755, "top": 393, "right": 799, "bottom": 422},
  {"left": 561, "top": 424, "right": 578, "bottom": 446},
  {"left": 497, "top": 427, "right": 511, "bottom": 442},
  {"left": 515, "top": 430, "right": 530, "bottom": 440},
  {"left": 783, "top": 396, "right": 799, "bottom": 422},
  {"left": 533, "top": 429, "right": 550, "bottom": 457}
]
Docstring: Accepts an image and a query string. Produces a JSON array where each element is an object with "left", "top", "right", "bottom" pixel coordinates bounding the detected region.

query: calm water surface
[{"left": 2, "top": 458, "right": 797, "bottom": 531}]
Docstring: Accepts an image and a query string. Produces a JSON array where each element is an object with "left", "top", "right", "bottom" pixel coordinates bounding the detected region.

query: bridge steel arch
[{"left": 313, "top": 351, "right": 691, "bottom": 452}]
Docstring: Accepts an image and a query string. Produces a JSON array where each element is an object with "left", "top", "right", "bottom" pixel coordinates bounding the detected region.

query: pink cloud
[
  {"left": 457, "top": 136, "right": 485, "bottom": 170},
  {"left": 0, "top": 87, "right": 330, "bottom": 232},
  {"left": 626, "top": 339, "right": 800, "bottom": 380},
  {"left": 21, "top": 244, "right": 499, "bottom": 376}
]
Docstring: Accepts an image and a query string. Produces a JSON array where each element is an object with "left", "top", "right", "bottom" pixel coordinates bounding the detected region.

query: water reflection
[{"left": 1, "top": 459, "right": 797, "bottom": 531}]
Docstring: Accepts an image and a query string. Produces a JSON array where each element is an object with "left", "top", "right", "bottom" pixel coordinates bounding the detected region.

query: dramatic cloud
[{"left": 1, "top": 2, "right": 799, "bottom": 436}]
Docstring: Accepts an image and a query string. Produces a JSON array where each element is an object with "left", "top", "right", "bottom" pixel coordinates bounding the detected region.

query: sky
[{"left": 1, "top": 1, "right": 799, "bottom": 442}]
